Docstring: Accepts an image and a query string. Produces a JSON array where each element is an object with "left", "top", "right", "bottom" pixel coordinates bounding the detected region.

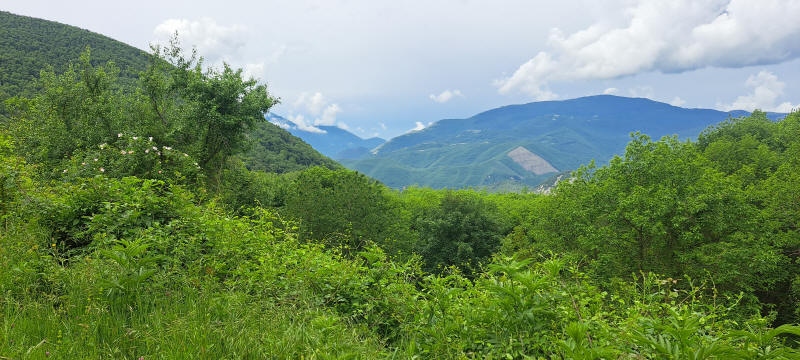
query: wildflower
[
  {"left": 152, "top": 146, "right": 158, "bottom": 150},
  {"left": 183, "top": 153, "right": 188, "bottom": 157},
  {"left": 46, "top": 351, "right": 50, "bottom": 357},
  {"left": 132, "top": 136, "right": 138, "bottom": 140},
  {"left": 128, "top": 150, "right": 134, "bottom": 154},
  {"left": 99, "top": 143, "right": 107, "bottom": 149},
  {"left": 63, "top": 169, "right": 68, "bottom": 173},
  {"left": 157, "top": 151, "right": 161, "bottom": 156},
  {"left": 158, "top": 170, "right": 162, "bottom": 174},
  {"left": 148, "top": 137, "right": 153, "bottom": 141},
  {"left": 117, "top": 133, "right": 122, "bottom": 137},
  {"left": 93, "top": 158, "right": 98, "bottom": 162},
  {"left": 51, "top": 243, "right": 56, "bottom": 247},
  {"left": 81, "top": 162, "right": 86, "bottom": 166},
  {"left": 145, "top": 149, "right": 150, "bottom": 153},
  {"left": 121, "top": 150, "right": 127, "bottom": 154},
  {"left": 164, "top": 146, "right": 172, "bottom": 150},
  {"left": 99, "top": 167, "right": 105, "bottom": 172},
  {"left": 194, "top": 162, "right": 198, "bottom": 166}
]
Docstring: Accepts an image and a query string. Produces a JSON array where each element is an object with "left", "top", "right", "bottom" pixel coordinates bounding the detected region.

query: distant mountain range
[
  {"left": 338, "top": 95, "right": 786, "bottom": 189},
  {"left": 267, "top": 113, "right": 385, "bottom": 159}
]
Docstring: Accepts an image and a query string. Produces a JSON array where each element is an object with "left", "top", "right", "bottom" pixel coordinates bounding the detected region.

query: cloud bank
[{"left": 497, "top": 0, "right": 800, "bottom": 100}]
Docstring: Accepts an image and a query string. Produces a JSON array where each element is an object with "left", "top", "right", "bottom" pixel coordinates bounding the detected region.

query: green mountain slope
[
  {"left": 0, "top": 10, "right": 337, "bottom": 173},
  {"left": 0, "top": 10, "right": 149, "bottom": 100},
  {"left": 343, "top": 95, "right": 786, "bottom": 189}
]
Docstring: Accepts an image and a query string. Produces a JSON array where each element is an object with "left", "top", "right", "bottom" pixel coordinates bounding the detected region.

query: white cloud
[
  {"left": 242, "top": 63, "right": 265, "bottom": 80},
  {"left": 429, "top": 89, "right": 464, "bottom": 103},
  {"left": 628, "top": 86, "right": 655, "bottom": 99},
  {"left": 153, "top": 17, "right": 247, "bottom": 62},
  {"left": 379, "top": 123, "right": 387, "bottom": 130},
  {"left": 291, "top": 92, "right": 345, "bottom": 129},
  {"left": 411, "top": 121, "right": 427, "bottom": 132},
  {"left": 319, "top": 103, "right": 342, "bottom": 126},
  {"left": 602, "top": 87, "right": 619, "bottom": 95},
  {"left": 670, "top": 96, "right": 686, "bottom": 107},
  {"left": 720, "top": 70, "right": 798, "bottom": 112},
  {"left": 498, "top": 0, "right": 800, "bottom": 98},
  {"left": 295, "top": 92, "right": 328, "bottom": 116},
  {"left": 337, "top": 122, "right": 351, "bottom": 131},
  {"left": 287, "top": 114, "right": 326, "bottom": 133}
]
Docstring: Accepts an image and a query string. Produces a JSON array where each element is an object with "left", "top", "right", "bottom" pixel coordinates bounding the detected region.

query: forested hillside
[
  {"left": 1, "top": 38, "right": 799, "bottom": 358},
  {"left": 0, "top": 11, "right": 338, "bottom": 175},
  {"left": 0, "top": 11, "right": 149, "bottom": 101}
]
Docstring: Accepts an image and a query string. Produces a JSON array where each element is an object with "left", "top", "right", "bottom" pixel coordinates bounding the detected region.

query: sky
[{"left": 4, "top": 0, "right": 800, "bottom": 139}]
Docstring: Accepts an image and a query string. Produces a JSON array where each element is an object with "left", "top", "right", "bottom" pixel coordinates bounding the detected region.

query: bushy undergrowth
[
  {"left": 1, "top": 162, "right": 798, "bottom": 358},
  {"left": 2, "top": 45, "right": 799, "bottom": 358}
]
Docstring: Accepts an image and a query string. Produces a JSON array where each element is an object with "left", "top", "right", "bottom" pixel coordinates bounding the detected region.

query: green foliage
[
  {"left": 141, "top": 40, "right": 278, "bottom": 180},
  {"left": 284, "top": 167, "right": 399, "bottom": 252},
  {"left": 0, "top": 11, "right": 149, "bottom": 104},
  {"left": 6, "top": 50, "right": 127, "bottom": 172},
  {"left": 507, "top": 112, "right": 800, "bottom": 324},
  {"left": 4, "top": 27, "right": 336, "bottom": 185},
  {"left": 2, "top": 155, "right": 800, "bottom": 358},
  {"left": 2, "top": 12, "right": 800, "bottom": 356},
  {"left": 242, "top": 120, "right": 341, "bottom": 174},
  {"left": 412, "top": 190, "right": 507, "bottom": 275}
]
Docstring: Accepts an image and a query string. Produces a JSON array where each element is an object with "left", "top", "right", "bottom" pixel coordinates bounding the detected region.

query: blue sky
[{"left": 5, "top": 0, "right": 799, "bottom": 139}]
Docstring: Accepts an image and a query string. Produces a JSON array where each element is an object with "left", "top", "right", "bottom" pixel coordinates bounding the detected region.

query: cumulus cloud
[
  {"left": 153, "top": 17, "right": 272, "bottom": 82},
  {"left": 290, "top": 92, "right": 349, "bottom": 131},
  {"left": 720, "top": 71, "right": 798, "bottom": 112},
  {"left": 497, "top": 0, "right": 800, "bottom": 98},
  {"left": 153, "top": 17, "right": 246, "bottom": 61},
  {"left": 602, "top": 87, "right": 619, "bottom": 95},
  {"left": 628, "top": 86, "right": 655, "bottom": 99},
  {"left": 408, "top": 121, "right": 433, "bottom": 133},
  {"left": 429, "top": 89, "right": 464, "bottom": 103},
  {"left": 670, "top": 96, "right": 686, "bottom": 107},
  {"left": 287, "top": 114, "right": 326, "bottom": 133}
]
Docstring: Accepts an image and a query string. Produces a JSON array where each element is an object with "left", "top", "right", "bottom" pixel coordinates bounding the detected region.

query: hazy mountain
[
  {"left": 341, "top": 95, "right": 785, "bottom": 189},
  {"left": 267, "top": 113, "right": 385, "bottom": 159}
]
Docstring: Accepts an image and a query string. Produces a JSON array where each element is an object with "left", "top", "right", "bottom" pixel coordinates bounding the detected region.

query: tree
[
  {"left": 6, "top": 48, "right": 125, "bottom": 174},
  {"left": 140, "top": 38, "right": 278, "bottom": 183},
  {"left": 413, "top": 190, "right": 505, "bottom": 275},
  {"left": 284, "top": 167, "right": 396, "bottom": 252}
]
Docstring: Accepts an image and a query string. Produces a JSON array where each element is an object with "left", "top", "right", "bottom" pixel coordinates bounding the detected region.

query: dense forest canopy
[{"left": 1, "top": 14, "right": 799, "bottom": 358}]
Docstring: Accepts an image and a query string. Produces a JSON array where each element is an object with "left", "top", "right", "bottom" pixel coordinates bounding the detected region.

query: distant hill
[
  {"left": 0, "top": 10, "right": 337, "bottom": 173},
  {"left": 242, "top": 120, "right": 341, "bottom": 173},
  {"left": 342, "top": 95, "right": 786, "bottom": 189},
  {"left": 268, "top": 113, "right": 385, "bottom": 159}
]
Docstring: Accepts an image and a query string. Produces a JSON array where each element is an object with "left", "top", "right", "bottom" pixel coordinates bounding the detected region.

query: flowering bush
[{"left": 59, "top": 133, "right": 202, "bottom": 186}]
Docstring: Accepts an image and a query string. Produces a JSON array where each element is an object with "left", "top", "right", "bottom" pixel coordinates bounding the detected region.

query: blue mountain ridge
[
  {"left": 340, "top": 95, "right": 786, "bottom": 189},
  {"left": 266, "top": 113, "right": 385, "bottom": 159}
]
